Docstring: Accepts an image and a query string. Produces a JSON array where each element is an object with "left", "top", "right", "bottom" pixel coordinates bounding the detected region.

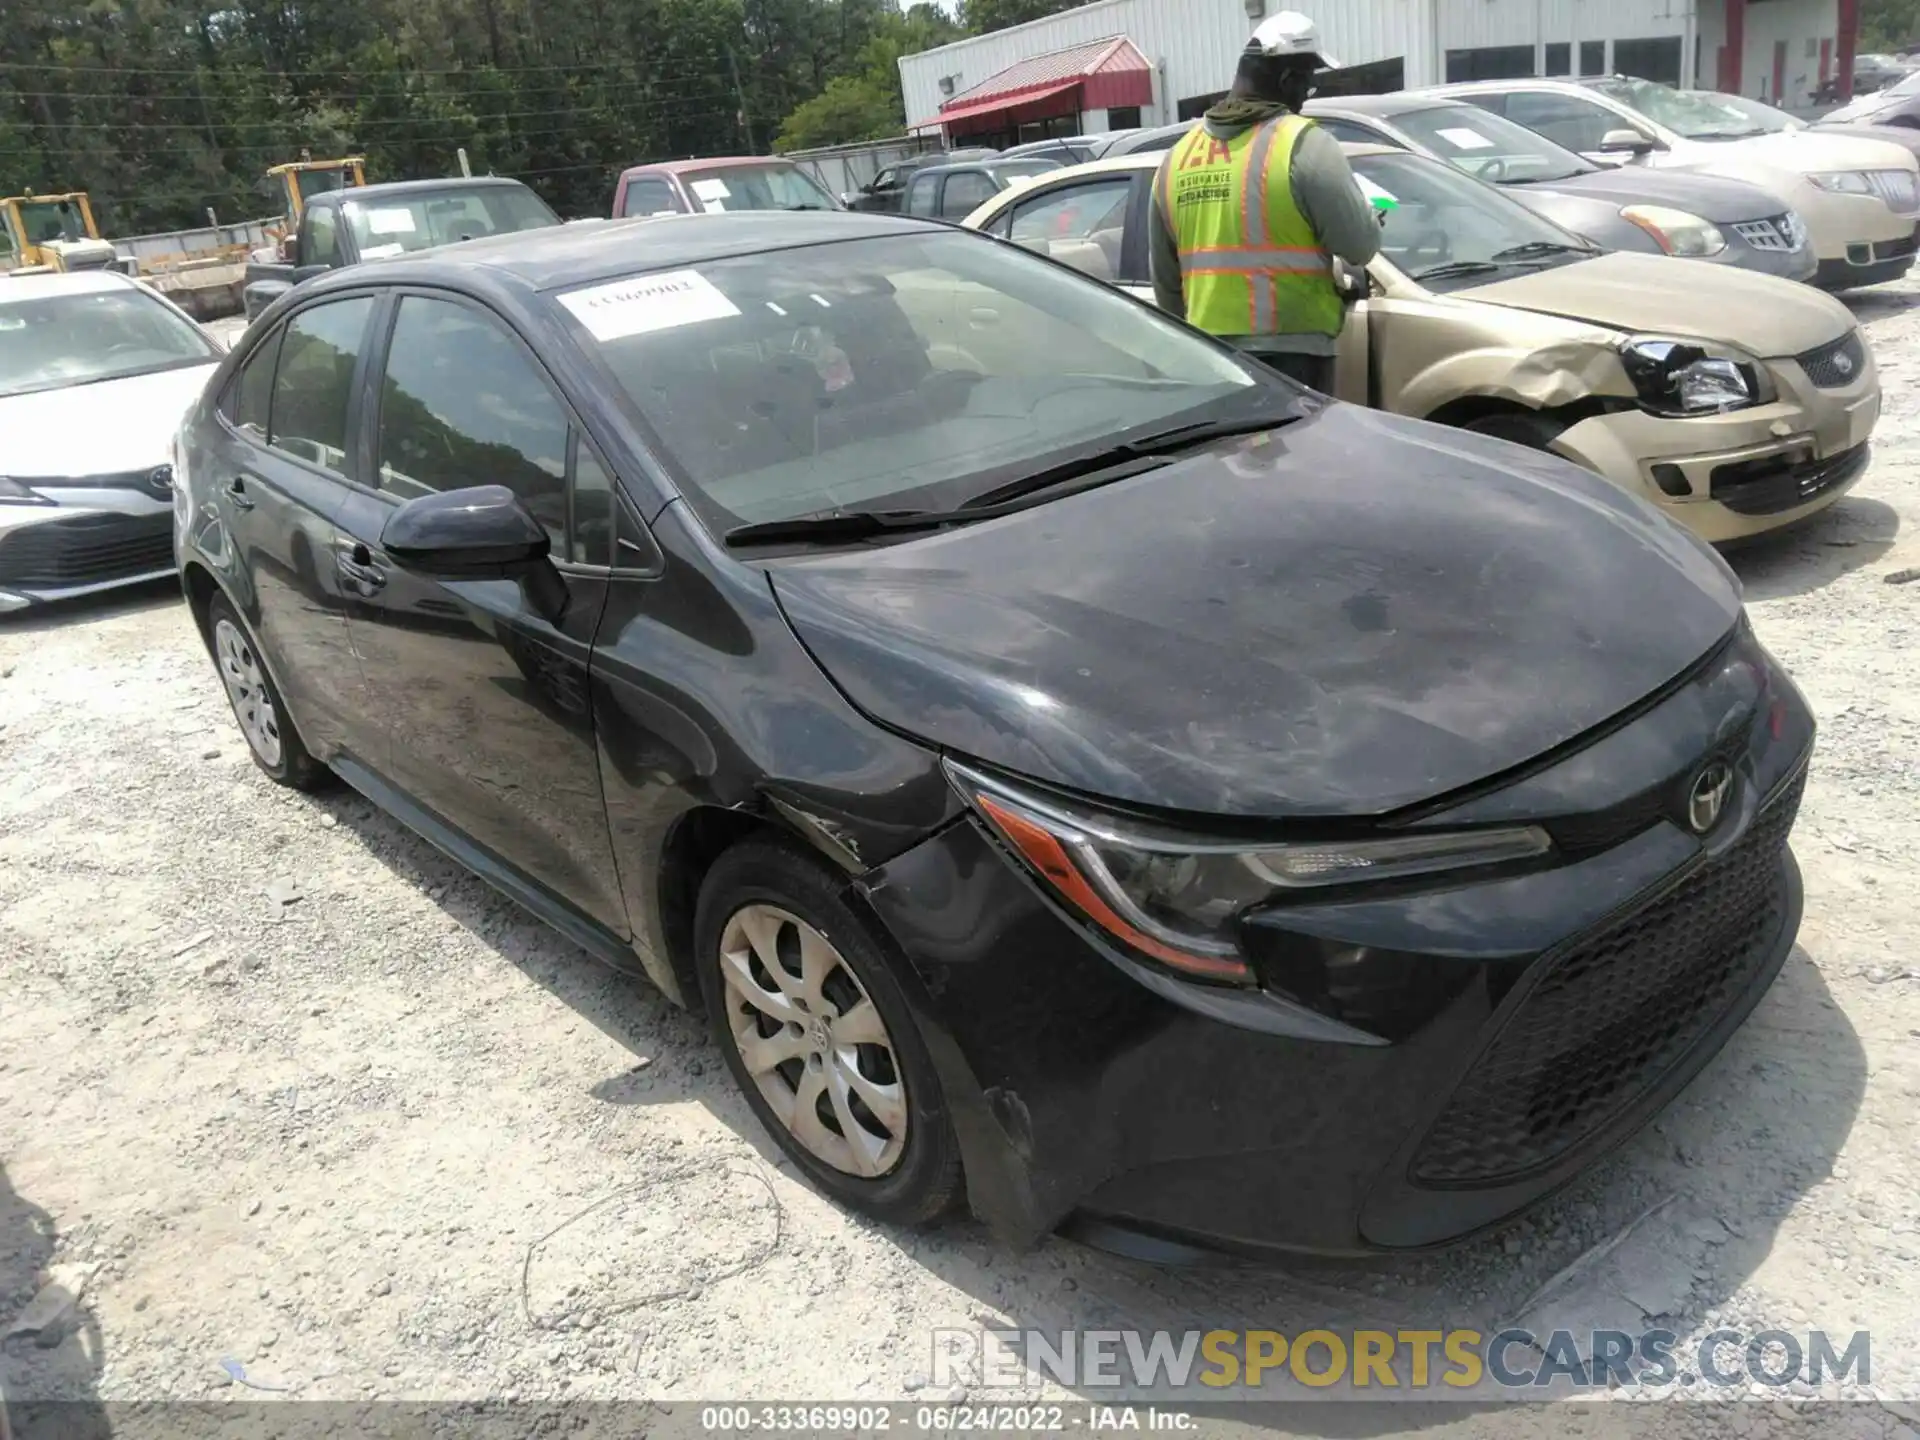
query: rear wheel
[
  {"left": 205, "top": 593, "right": 329, "bottom": 790},
  {"left": 695, "top": 840, "right": 962, "bottom": 1226}
]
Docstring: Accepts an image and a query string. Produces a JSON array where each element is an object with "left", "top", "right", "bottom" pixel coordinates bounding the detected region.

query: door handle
[
  {"left": 337, "top": 542, "right": 387, "bottom": 593},
  {"left": 227, "top": 477, "right": 256, "bottom": 511}
]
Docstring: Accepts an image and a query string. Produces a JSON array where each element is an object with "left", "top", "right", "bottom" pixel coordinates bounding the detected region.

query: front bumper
[
  {"left": 1795, "top": 187, "right": 1917, "bottom": 287},
  {"left": 1551, "top": 335, "right": 1882, "bottom": 544},
  {"left": 859, "top": 631, "right": 1814, "bottom": 1256},
  {"left": 0, "top": 492, "right": 176, "bottom": 612}
]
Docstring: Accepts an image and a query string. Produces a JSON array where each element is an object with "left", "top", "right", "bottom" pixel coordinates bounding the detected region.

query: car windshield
[
  {"left": 1355, "top": 151, "right": 1596, "bottom": 289},
  {"left": 1589, "top": 77, "right": 1765, "bottom": 139},
  {"left": 340, "top": 186, "right": 558, "bottom": 257},
  {"left": 0, "top": 285, "right": 215, "bottom": 399},
  {"left": 557, "top": 230, "right": 1268, "bottom": 536},
  {"left": 1391, "top": 105, "right": 1594, "bottom": 182},
  {"left": 1700, "top": 91, "right": 1800, "bottom": 130},
  {"left": 1880, "top": 69, "right": 1920, "bottom": 97},
  {"left": 681, "top": 165, "right": 838, "bottom": 213}
]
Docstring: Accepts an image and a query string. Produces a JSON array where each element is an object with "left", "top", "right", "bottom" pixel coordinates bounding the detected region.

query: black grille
[
  {"left": 0, "top": 512, "right": 174, "bottom": 588},
  {"left": 1796, "top": 331, "right": 1868, "bottom": 389},
  {"left": 1409, "top": 770, "right": 1804, "bottom": 1188},
  {"left": 1877, "top": 231, "right": 1918, "bottom": 261},
  {"left": 1710, "top": 443, "right": 1869, "bottom": 516}
]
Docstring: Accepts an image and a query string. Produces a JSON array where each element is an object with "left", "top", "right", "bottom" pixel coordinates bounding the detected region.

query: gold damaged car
[{"left": 962, "top": 142, "right": 1881, "bottom": 543}]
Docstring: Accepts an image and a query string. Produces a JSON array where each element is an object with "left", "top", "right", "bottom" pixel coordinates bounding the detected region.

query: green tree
[{"left": 958, "top": 0, "right": 1081, "bottom": 36}]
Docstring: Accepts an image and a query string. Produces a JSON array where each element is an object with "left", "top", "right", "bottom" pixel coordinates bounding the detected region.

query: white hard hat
[{"left": 1245, "top": 11, "right": 1341, "bottom": 69}]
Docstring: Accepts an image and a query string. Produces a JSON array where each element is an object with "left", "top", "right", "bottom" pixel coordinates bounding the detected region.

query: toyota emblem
[{"left": 1687, "top": 762, "right": 1734, "bottom": 834}]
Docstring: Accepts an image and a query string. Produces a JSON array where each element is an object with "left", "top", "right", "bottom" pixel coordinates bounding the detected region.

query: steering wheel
[
  {"left": 1478, "top": 157, "right": 1509, "bottom": 184},
  {"left": 1402, "top": 228, "right": 1452, "bottom": 270}
]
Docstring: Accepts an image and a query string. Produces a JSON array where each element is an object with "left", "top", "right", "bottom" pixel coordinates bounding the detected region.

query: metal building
[{"left": 898, "top": 0, "right": 1856, "bottom": 146}]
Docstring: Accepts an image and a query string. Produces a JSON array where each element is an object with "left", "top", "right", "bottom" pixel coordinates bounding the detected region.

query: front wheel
[{"left": 694, "top": 840, "right": 963, "bottom": 1227}]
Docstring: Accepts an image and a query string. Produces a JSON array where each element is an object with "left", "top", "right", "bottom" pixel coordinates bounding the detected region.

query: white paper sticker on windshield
[
  {"left": 1356, "top": 175, "right": 1398, "bottom": 206},
  {"left": 1435, "top": 126, "right": 1496, "bottom": 150},
  {"left": 560, "top": 269, "right": 741, "bottom": 341},
  {"left": 360, "top": 242, "right": 406, "bottom": 260},
  {"left": 690, "top": 178, "right": 732, "bottom": 201},
  {"left": 365, "top": 207, "right": 417, "bottom": 235}
]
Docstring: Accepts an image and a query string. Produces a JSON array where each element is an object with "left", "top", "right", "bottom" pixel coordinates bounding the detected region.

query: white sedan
[{"left": 0, "top": 271, "right": 222, "bottom": 612}]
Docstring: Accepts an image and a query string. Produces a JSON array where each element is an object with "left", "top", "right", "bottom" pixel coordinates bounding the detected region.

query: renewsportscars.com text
[{"left": 931, "top": 1327, "right": 1871, "bottom": 1394}]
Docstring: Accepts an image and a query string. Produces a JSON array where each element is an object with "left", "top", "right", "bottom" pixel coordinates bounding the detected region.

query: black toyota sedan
[{"left": 172, "top": 211, "right": 1813, "bottom": 1258}]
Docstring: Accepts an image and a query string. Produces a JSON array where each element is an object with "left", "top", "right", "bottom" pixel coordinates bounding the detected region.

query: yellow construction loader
[{"left": 0, "top": 191, "right": 124, "bottom": 273}]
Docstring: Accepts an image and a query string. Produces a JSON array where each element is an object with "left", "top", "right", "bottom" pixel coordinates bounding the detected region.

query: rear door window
[
  {"left": 226, "top": 326, "right": 284, "bottom": 442},
  {"left": 905, "top": 174, "right": 940, "bottom": 216},
  {"left": 267, "top": 296, "right": 375, "bottom": 473},
  {"left": 1005, "top": 177, "right": 1137, "bottom": 283}
]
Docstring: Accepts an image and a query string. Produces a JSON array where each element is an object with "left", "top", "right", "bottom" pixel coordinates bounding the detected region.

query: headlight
[
  {"left": 1807, "top": 171, "right": 1875, "bottom": 196},
  {"left": 1619, "top": 204, "right": 1727, "bottom": 257},
  {"left": 1620, "top": 336, "right": 1766, "bottom": 415},
  {"left": 0, "top": 476, "right": 49, "bottom": 505},
  {"left": 949, "top": 762, "right": 1551, "bottom": 985}
]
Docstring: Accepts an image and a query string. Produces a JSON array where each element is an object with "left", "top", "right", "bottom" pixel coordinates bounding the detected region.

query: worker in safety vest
[{"left": 1149, "top": 11, "right": 1380, "bottom": 393}]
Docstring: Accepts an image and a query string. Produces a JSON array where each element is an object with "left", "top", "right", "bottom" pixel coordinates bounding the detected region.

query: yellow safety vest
[{"left": 1161, "top": 114, "right": 1342, "bottom": 339}]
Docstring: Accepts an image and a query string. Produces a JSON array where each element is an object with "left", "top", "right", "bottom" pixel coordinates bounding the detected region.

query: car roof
[
  {"left": 308, "top": 176, "right": 536, "bottom": 207},
  {"left": 0, "top": 270, "right": 139, "bottom": 304},
  {"left": 323, "top": 209, "right": 938, "bottom": 294},
  {"left": 1307, "top": 93, "right": 1472, "bottom": 119},
  {"left": 911, "top": 158, "right": 1058, "bottom": 177},
  {"left": 620, "top": 156, "right": 800, "bottom": 178},
  {"left": 974, "top": 141, "right": 1400, "bottom": 185}
]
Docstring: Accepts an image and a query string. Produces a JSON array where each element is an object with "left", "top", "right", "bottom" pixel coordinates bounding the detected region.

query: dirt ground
[{"left": 4, "top": 287, "right": 1920, "bottom": 1438}]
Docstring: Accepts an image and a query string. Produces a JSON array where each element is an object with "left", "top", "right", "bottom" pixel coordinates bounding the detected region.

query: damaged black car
[{"left": 173, "top": 212, "right": 1812, "bottom": 1257}]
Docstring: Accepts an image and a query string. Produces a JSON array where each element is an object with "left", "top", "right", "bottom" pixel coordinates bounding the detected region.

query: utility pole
[{"left": 727, "top": 47, "right": 757, "bottom": 153}]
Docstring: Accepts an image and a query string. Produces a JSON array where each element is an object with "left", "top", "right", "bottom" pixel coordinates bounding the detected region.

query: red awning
[
  {"left": 933, "top": 36, "right": 1153, "bottom": 130},
  {"left": 934, "top": 77, "right": 1083, "bottom": 129}
]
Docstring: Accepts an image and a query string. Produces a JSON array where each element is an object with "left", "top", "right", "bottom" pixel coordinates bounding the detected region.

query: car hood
[
  {"left": 769, "top": 403, "right": 1740, "bottom": 821},
  {"left": 1523, "top": 166, "right": 1790, "bottom": 222},
  {"left": 1693, "top": 127, "right": 1918, "bottom": 176},
  {"left": 1813, "top": 120, "right": 1920, "bottom": 159},
  {"left": 0, "top": 364, "right": 217, "bottom": 476},
  {"left": 1458, "top": 251, "right": 1853, "bottom": 356}
]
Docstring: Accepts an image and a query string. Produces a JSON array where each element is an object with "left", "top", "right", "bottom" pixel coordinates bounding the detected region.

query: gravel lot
[{"left": 4, "top": 287, "right": 1920, "bottom": 1437}]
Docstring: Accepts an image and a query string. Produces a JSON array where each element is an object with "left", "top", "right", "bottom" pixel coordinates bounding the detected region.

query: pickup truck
[{"left": 242, "top": 176, "right": 561, "bottom": 320}]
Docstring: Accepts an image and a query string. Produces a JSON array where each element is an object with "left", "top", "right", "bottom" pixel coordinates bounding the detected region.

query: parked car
[
  {"left": 174, "top": 210, "right": 1815, "bottom": 1258},
  {"left": 1429, "top": 75, "right": 1920, "bottom": 288},
  {"left": 242, "top": 177, "right": 560, "bottom": 320},
  {"left": 1100, "top": 122, "right": 1195, "bottom": 155},
  {"left": 1304, "top": 94, "right": 1815, "bottom": 281},
  {"left": 901, "top": 158, "right": 1063, "bottom": 223},
  {"left": 1002, "top": 132, "right": 1138, "bottom": 165},
  {"left": 842, "top": 149, "right": 1001, "bottom": 213},
  {"left": 1849, "top": 53, "right": 1913, "bottom": 95},
  {"left": 0, "top": 272, "right": 222, "bottom": 612},
  {"left": 1816, "top": 66, "right": 1920, "bottom": 128},
  {"left": 963, "top": 146, "right": 1879, "bottom": 544},
  {"left": 612, "top": 157, "right": 841, "bottom": 219}
]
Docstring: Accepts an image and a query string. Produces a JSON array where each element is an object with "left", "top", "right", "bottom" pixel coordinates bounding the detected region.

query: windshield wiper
[
  {"left": 724, "top": 508, "right": 967, "bottom": 547},
  {"left": 1489, "top": 240, "right": 1598, "bottom": 260},
  {"left": 1411, "top": 259, "right": 1507, "bottom": 281},
  {"left": 961, "top": 416, "right": 1288, "bottom": 510}
]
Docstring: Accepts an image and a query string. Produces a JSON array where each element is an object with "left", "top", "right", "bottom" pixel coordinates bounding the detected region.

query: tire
[
  {"left": 1461, "top": 409, "right": 1564, "bottom": 450},
  {"left": 204, "top": 592, "right": 331, "bottom": 791},
  {"left": 695, "top": 839, "right": 963, "bottom": 1227}
]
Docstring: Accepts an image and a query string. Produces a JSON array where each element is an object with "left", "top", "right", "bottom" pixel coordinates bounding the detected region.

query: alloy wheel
[
  {"left": 213, "top": 617, "right": 283, "bottom": 768},
  {"left": 717, "top": 904, "right": 908, "bottom": 1178}
]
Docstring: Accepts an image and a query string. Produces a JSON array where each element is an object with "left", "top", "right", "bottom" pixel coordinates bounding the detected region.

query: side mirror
[
  {"left": 283, "top": 236, "right": 301, "bottom": 264},
  {"left": 382, "top": 485, "right": 567, "bottom": 618},
  {"left": 1599, "top": 127, "right": 1657, "bottom": 155}
]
